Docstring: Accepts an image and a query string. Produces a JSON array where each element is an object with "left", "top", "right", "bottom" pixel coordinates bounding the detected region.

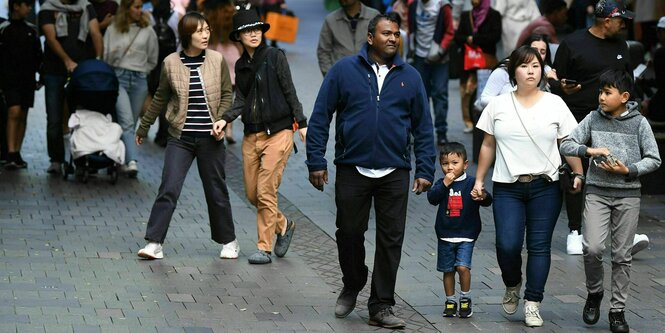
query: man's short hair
[
  {"left": 540, "top": 0, "right": 566, "bottom": 16},
  {"left": 439, "top": 142, "right": 467, "bottom": 162},
  {"left": 368, "top": 12, "right": 401, "bottom": 35},
  {"left": 8, "top": 0, "right": 33, "bottom": 12},
  {"left": 598, "top": 69, "right": 633, "bottom": 95}
]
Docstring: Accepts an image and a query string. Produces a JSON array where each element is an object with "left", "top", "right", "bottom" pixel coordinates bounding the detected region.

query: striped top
[{"left": 181, "top": 51, "right": 213, "bottom": 137}]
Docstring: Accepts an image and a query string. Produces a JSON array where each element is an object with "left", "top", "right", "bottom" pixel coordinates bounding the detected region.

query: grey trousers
[{"left": 582, "top": 193, "right": 640, "bottom": 310}]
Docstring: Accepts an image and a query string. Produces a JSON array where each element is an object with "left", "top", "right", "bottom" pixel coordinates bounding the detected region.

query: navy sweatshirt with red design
[{"left": 427, "top": 175, "right": 492, "bottom": 240}]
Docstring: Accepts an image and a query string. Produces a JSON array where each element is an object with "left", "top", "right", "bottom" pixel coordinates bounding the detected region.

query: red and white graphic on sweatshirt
[{"left": 447, "top": 189, "right": 463, "bottom": 217}]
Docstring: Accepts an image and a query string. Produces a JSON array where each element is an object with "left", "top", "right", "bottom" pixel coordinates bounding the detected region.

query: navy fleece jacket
[{"left": 305, "top": 44, "right": 436, "bottom": 181}]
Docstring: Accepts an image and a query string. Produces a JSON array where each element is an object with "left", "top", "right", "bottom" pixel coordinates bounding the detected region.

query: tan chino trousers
[{"left": 242, "top": 129, "right": 293, "bottom": 252}]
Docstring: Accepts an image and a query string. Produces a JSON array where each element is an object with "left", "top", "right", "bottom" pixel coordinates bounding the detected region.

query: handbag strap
[
  {"left": 510, "top": 92, "right": 559, "bottom": 172},
  {"left": 115, "top": 29, "right": 141, "bottom": 67}
]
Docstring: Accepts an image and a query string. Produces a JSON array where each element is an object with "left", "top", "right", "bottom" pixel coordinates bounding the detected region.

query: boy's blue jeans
[{"left": 493, "top": 179, "right": 562, "bottom": 302}]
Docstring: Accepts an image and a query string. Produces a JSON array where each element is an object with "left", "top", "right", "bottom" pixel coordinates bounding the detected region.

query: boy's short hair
[
  {"left": 598, "top": 69, "right": 633, "bottom": 95},
  {"left": 8, "top": 0, "right": 33, "bottom": 12},
  {"left": 439, "top": 142, "right": 467, "bottom": 162}
]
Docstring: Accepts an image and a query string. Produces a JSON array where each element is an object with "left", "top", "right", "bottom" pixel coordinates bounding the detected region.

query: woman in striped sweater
[{"left": 134, "top": 12, "right": 239, "bottom": 261}]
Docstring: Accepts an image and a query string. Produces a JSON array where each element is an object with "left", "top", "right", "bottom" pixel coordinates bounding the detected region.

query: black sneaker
[
  {"left": 368, "top": 307, "right": 406, "bottom": 329},
  {"left": 334, "top": 287, "right": 359, "bottom": 318},
  {"left": 583, "top": 292, "right": 603, "bottom": 325},
  {"left": 443, "top": 300, "right": 457, "bottom": 317},
  {"left": 459, "top": 297, "right": 473, "bottom": 318},
  {"left": 609, "top": 310, "right": 629, "bottom": 333}
]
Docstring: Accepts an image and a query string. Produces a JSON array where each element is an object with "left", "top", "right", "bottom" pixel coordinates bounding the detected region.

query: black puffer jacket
[{"left": 224, "top": 44, "right": 307, "bottom": 135}]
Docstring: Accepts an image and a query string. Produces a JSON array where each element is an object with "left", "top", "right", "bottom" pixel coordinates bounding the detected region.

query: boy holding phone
[{"left": 560, "top": 69, "right": 661, "bottom": 333}]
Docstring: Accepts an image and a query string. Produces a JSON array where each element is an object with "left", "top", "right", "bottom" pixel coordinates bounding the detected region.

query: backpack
[{"left": 153, "top": 15, "right": 177, "bottom": 62}]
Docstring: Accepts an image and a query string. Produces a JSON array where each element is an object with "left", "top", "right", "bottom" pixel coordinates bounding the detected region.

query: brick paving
[{"left": 2, "top": 0, "right": 665, "bottom": 332}]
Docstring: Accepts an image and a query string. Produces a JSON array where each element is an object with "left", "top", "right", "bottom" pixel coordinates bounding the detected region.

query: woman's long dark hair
[{"left": 153, "top": 0, "right": 172, "bottom": 22}]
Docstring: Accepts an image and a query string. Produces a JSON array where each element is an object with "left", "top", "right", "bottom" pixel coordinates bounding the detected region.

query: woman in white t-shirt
[{"left": 472, "top": 46, "right": 582, "bottom": 328}]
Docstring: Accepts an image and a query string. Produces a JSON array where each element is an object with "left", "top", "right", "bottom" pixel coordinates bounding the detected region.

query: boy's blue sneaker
[
  {"left": 459, "top": 297, "right": 473, "bottom": 318},
  {"left": 443, "top": 300, "right": 457, "bottom": 317}
]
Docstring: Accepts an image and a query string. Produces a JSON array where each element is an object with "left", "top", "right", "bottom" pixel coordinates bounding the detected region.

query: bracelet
[{"left": 573, "top": 173, "right": 586, "bottom": 182}]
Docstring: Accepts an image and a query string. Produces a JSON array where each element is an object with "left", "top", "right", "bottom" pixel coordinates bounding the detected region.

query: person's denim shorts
[{"left": 437, "top": 239, "right": 475, "bottom": 273}]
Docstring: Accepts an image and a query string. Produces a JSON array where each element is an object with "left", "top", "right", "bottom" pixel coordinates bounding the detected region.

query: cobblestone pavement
[{"left": 2, "top": 1, "right": 665, "bottom": 332}]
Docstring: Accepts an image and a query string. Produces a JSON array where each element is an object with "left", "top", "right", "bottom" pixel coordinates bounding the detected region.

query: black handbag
[{"left": 558, "top": 163, "right": 575, "bottom": 193}]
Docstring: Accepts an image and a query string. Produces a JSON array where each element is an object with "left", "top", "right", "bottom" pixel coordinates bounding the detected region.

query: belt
[
  {"left": 245, "top": 123, "right": 266, "bottom": 133},
  {"left": 516, "top": 174, "right": 551, "bottom": 183}
]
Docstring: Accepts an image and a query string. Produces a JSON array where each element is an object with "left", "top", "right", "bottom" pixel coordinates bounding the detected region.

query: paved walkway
[{"left": 2, "top": 1, "right": 665, "bottom": 332}]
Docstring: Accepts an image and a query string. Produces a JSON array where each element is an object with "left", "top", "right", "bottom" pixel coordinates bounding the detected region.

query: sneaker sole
[
  {"left": 220, "top": 253, "right": 239, "bottom": 259},
  {"left": 443, "top": 313, "right": 457, "bottom": 318},
  {"left": 459, "top": 311, "right": 473, "bottom": 318},
  {"left": 502, "top": 303, "right": 518, "bottom": 315},
  {"left": 525, "top": 321, "right": 543, "bottom": 327},
  {"left": 631, "top": 239, "right": 649, "bottom": 255},
  {"left": 367, "top": 320, "right": 405, "bottom": 329},
  {"left": 137, "top": 251, "right": 163, "bottom": 259}
]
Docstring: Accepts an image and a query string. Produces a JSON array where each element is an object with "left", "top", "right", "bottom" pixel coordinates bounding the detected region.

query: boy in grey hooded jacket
[{"left": 560, "top": 69, "right": 661, "bottom": 333}]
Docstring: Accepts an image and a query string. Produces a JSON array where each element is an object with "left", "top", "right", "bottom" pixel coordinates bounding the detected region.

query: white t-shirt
[
  {"left": 476, "top": 92, "right": 577, "bottom": 183},
  {"left": 414, "top": 0, "right": 443, "bottom": 58}
]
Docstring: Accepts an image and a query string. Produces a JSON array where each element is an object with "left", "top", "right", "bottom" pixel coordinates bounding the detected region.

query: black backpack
[{"left": 153, "top": 15, "right": 177, "bottom": 62}]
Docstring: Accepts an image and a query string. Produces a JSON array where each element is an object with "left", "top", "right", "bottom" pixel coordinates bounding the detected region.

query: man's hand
[
  {"left": 560, "top": 79, "right": 581, "bottom": 95},
  {"left": 570, "top": 176, "right": 583, "bottom": 194},
  {"left": 411, "top": 178, "right": 431, "bottom": 194},
  {"left": 65, "top": 59, "right": 78, "bottom": 73},
  {"left": 100, "top": 13, "right": 114, "bottom": 28},
  {"left": 587, "top": 147, "right": 611, "bottom": 157},
  {"left": 212, "top": 120, "right": 227, "bottom": 141},
  {"left": 309, "top": 170, "right": 328, "bottom": 191},
  {"left": 298, "top": 127, "right": 307, "bottom": 143}
]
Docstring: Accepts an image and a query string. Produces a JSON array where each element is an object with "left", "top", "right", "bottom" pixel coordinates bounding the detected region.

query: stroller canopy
[{"left": 67, "top": 60, "right": 119, "bottom": 115}]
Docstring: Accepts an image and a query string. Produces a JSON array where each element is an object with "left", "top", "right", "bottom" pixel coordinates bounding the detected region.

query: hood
[{"left": 596, "top": 100, "right": 641, "bottom": 120}]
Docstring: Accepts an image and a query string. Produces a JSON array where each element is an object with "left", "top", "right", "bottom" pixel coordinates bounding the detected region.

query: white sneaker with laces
[
  {"left": 567, "top": 230, "right": 583, "bottom": 255},
  {"left": 138, "top": 242, "right": 163, "bottom": 259},
  {"left": 220, "top": 239, "right": 239, "bottom": 259},
  {"left": 631, "top": 234, "right": 649, "bottom": 255},
  {"left": 524, "top": 301, "right": 543, "bottom": 327}
]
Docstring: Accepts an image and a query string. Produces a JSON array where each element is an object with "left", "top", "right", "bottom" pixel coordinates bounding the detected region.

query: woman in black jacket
[{"left": 220, "top": 8, "right": 307, "bottom": 264}]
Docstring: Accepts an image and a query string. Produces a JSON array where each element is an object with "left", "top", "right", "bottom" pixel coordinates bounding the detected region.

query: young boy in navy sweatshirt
[{"left": 427, "top": 142, "right": 492, "bottom": 318}]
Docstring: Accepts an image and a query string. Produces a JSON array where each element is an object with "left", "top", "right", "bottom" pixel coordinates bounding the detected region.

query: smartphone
[{"left": 563, "top": 79, "right": 578, "bottom": 86}]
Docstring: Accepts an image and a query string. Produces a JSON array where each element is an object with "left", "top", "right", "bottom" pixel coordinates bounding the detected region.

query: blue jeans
[
  {"left": 115, "top": 68, "right": 148, "bottom": 163},
  {"left": 493, "top": 179, "right": 562, "bottom": 302},
  {"left": 412, "top": 56, "right": 449, "bottom": 141},
  {"left": 43, "top": 74, "right": 68, "bottom": 163},
  {"left": 437, "top": 240, "right": 475, "bottom": 272}
]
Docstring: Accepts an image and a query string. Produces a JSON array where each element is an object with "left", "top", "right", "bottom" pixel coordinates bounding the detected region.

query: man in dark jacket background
[{"left": 306, "top": 12, "right": 436, "bottom": 329}]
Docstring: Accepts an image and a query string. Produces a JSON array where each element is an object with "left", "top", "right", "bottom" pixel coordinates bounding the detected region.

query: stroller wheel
[
  {"left": 109, "top": 166, "right": 118, "bottom": 185},
  {"left": 63, "top": 163, "right": 74, "bottom": 180}
]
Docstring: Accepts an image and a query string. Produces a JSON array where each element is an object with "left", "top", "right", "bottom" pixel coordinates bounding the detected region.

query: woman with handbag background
[
  {"left": 103, "top": 0, "right": 158, "bottom": 177},
  {"left": 453, "top": 0, "right": 501, "bottom": 133},
  {"left": 472, "top": 46, "right": 583, "bottom": 328},
  {"left": 219, "top": 8, "right": 307, "bottom": 265}
]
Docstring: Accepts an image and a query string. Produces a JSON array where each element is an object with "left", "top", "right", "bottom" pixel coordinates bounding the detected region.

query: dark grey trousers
[{"left": 145, "top": 136, "right": 235, "bottom": 244}]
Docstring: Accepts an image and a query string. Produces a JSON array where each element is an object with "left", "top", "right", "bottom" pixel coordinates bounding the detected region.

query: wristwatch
[{"left": 573, "top": 173, "right": 586, "bottom": 182}]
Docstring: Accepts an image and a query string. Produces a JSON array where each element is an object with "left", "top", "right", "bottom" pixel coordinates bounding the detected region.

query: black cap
[{"left": 594, "top": 0, "right": 634, "bottom": 19}]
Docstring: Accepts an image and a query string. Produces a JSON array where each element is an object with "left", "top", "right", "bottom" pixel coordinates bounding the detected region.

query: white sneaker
[
  {"left": 220, "top": 239, "right": 239, "bottom": 259},
  {"left": 137, "top": 242, "right": 163, "bottom": 259},
  {"left": 524, "top": 301, "right": 543, "bottom": 327},
  {"left": 502, "top": 282, "right": 521, "bottom": 315},
  {"left": 631, "top": 234, "right": 649, "bottom": 255},
  {"left": 123, "top": 160, "right": 138, "bottom": 178},
  {"left": 47, "top": 162, "right": 62, "bottom": 174},
  {"left": 567, "top": 230, "right": 583, "bottom": 255}
]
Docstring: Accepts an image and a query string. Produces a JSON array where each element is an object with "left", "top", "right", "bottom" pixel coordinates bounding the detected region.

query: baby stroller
[{"left": 63, "top": 60, "right": 125, "bottom": 184}]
